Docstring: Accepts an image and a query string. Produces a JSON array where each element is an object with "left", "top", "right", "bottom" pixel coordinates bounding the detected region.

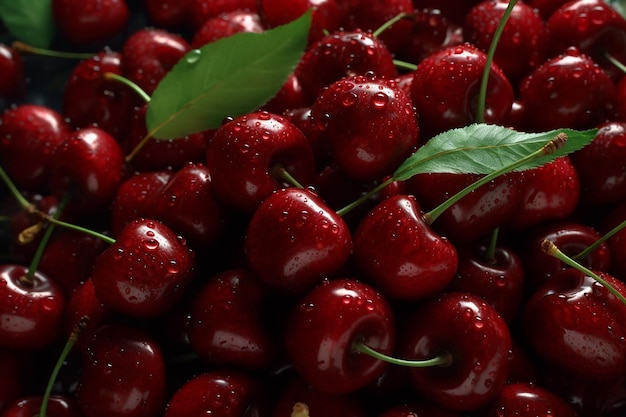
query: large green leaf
[
  {"left": 146, "top": 10, "right": 311, "bottom": 140},
  {"left": 393, "top": 124, "right": 597, "bottom": 181},
  {"left": 0, "top": 0, "right": 55, "bottom": 48}
]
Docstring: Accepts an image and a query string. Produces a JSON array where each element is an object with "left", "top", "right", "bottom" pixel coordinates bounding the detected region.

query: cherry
[
  {"left": 91, "top": 218, "right": 195, "bottom": 317},
  {"left": 0, "top": 264, "right": 65, "bottom": 350},
  {"left": 0, "top": 395, "right": 84, "bottom": 417},
  {"left": 75, "top": 324, "right": 166, "bottom": 417},
  {"left": 570, "top": 121, "right": 626, "bottom": 207},
  {"left": 63, "top": 279, "right": 111, "bottom": 347},
  {"left": 463, "top": 0, "right": 548, "bottom": 86},
  {"left": 205, "top": 111, "right": 315, "bottom": 214},
  {"left": 0, "top": 348, "right": 27, "bottom": 413},
  {"left": 377, "top": 402, "right": 462, "bottom": 417},
  {"left": 400, "top": 292, "right": 512, "bottom": 412},
  {"left": 0, "top": 43, "right": 26, "bottom": 100},
  {"left": 48, "top": 126, "right": 125, "bottom": 213},
  {"left": 526, "top": 0, "right": 572, "bottom": 19},
  {"left": 244, "top": 187, "right": 352, "bottom": 295},
  {"left": 51, "top": 0, "right": 130, "bottom": 46},
  {"left": 144, "top": 0, "right": 192, "bottom": 29},
  {"left": 63, "top": 51, "right": 137, "bottom": 140},
  {"left": 284, "top": 278, "right": 396, "bottom": 394},
  {"left": 121, "top": 28, "right": 191, "bottom": 95},
  {"left": 260, "top": 73, "right": 309, "bottom": 116},
  {"left": 352, "top": 194, "right": 458, "bottom": 300},
  {"left": 0, "top": 104, "right": 70, "bottom": 192},
  {"left": 603, "top": 201, "right": 626, "bottom": 281},
  {"left": 484, "top": 382, "right": 577, "bottom": 417},
  {"left": 410, "top": 42, "right": 514, "bottom": 139},
  {"left": 523, "top": 268, "right": 626, "bottom": 382},
  {"left": 163, "top": 370, "right": 265, "bottom": 417},
  {"left": 310, "top": 73, "right": 419, "bottom": 182},
  {"left": 294, "top": 29, "right": 398, "bottom": 103},
  {"left": 187, "top": 0, "right": 259, "bottom": 30},
  {"left": 191, "top": 10, "right": 265, "bottom": 48},
  {"left": 187, "top": 268, "right": 278, "bottom": 370},
  {"left": 410, "top": 0, "right": 482, "bottom": 25},
  {"left": 519, "top": 47, "right": 615, "bottom": 132}
]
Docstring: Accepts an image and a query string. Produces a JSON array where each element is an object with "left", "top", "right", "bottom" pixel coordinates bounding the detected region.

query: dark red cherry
[
  {"left": 377, "top": 402, "right": 463, "bottom": 417},
  {"left": 1, "top": 395, "right": 84, "bottom": 417},
  {"left": 0, "top": 104, "right": 70, "bottom": 192},
  {"left": 524, "top": 268, "right": 626, "bottom": 382},
  {"left": 244, "top": 187, "right": 352, "bottom": 295},
  {"left": 144, "top": 0, "right": 192, "bottom": 29},
  {"left": 310, "top": 74, "right": 419, "bottom": 182},
  {"left": 76, "top": 324, "right": 166, "bottom": 417},
  {"left": 63, "top": 279, "right": 111, "bottom": 347},
  {"left": 187, "top": 0, "right": 259, "bottom": 30},
  {"left": 0, "top": 43, "right": 25, "bottom": 100},
  {"left": 604, "top": 201, "right": 626, "bottom": 281},
  {"left": 410, "top": 0, "right": 482, "bottom": 25},
  {"left": 259, "top": 0, "right": 341, "bottom": 44},
  {"left": 353, "top": 194, "right": 458, "bottom": 301},
  {"left": 52, "top": 0, "right": 130, "bottom": 46},
  {"left": 191, "top": 9, "right": 265, "bottom": 48},
  {"left": 484, "top": 383, "right": 577, "bottom": 417},
  {"left": 0, "top": 264, "right": 65, "bottom": 351},
  {"left": 91, "top": 218, "right": 195, "bottom": 317},
  {"left": 400, "top": 292, "right": 512, "bottom": 412},
  {"left": 285, "top": 278, "right": 396, "bottom": 394},
  {"left": 0, "top": 349, "right": 28, "bottom": 413}
]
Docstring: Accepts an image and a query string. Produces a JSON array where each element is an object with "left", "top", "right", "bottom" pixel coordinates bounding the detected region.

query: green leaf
[
  {"left": 393, "top": 123, "right": 597, "bottom": 181},
  {"left": 0, "top": 0, "right": 55, "bottom": 48},
  {"left": 146, "top": 10, "right": 312, "bottom": 140},
  {"left": 608, "top": 0, "right": 626, "bottom": 20}
]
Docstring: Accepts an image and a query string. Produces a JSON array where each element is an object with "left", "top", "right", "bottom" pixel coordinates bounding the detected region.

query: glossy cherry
[
  {"left": 1, "top": 395, "right": 84, "bottom": 417},
  {"left": 191, "top": 9, "right": 265, "bottom": 48},
  {"left": 91, "top": 218, "right": 195, "bottom": 317},
  {"left": 604, "top": 201, "right": 626, "bottom": 281},
  {"left": 484, "top": 383, "right": 577, "bottom": 417},
  {"left": 144, "top": 0, "right": 192, "bottom": 29},
  {"left": 187, "top": 0, "right": 259, "bottom": 30},
  {"left": 244, "top": 187, "right": 352, "bottom": 295},
  {"left": 52, "top": 0, "right": 130, "bottom": 46},
  {"left": 0, "top": 43, "right": 25, "bottom": 100},
  {"left": 259, "top": 0, "right": 341, "bottom": 44},
  {"left": 284, "top": 278, "right": 396, "bottom": 394}
]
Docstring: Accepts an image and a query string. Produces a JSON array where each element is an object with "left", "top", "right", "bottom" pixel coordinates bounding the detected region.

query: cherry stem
[
  {"left": 605, "top": 52, "right": 626, "bottom": 74},
  {"left": 44, "top": 216, "right": 115, "bottom": 245},
  {"left": 372, "top": 12, "right": 413, "bottom": 38},
  {"left": 484, "top": 228, "right": 500, "bottom": 264},
  {"left": 39, "top": 316, "right": 89, "bottom": 417},
  {"left": 291, "top": 403, "right": 310, "bottom": 417},
  {"left": 103, "top": 72, "right": 151, "bottom": 103},
  {"left": 393, "top": 59, "right": 418, "bottom": 71},
  {"left": 424, "top": 132, "right": 567, "bottom": 225},
  {"left": 542, "top": 239, "right": 626, "bottom": 307},
  {"left": 0, "top": 164, "right": 33, "bottom": 210},
  {"left": 353, "top": 339, "right": 453, "bottom": 368},
  {"left": 573, "top": 218, "right": 626, "bottom": 262},
  {"left": 11, "top": 41, "right": 95, "bottom": 59},
  {"left": 476, "top": 0, "right": 517, "bottom": 124},
  {"left": 336, "top": 177, "right": 394, "bottom": 217},
  {"left": 271, "top": 164, "right": 305, "bottom": 189}
]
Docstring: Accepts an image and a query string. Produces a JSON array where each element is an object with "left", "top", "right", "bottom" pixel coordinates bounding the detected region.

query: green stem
[
  {"left": 0, "top": 164, "right": 32, "bottom": 210},
  {"left": 372, "top": 12, "right": 412, "bottom": 38},
  {"left": 542, "top": 239, "right": 626, "bottom": 307},
  {"left": 45, "top": 216, "right": 115, "bottom": 245},
  {"left": 573, "top": 218, "right": 626, "bottom": 262},
  {"left": 605, "top": 52, "right": 626, "bottom": 74},
  {"left": 424, "top": 132, "right": 566, "bottom": 225},
  {"left": 272, "top": 164, "right": 305, "bottom": 189},
  {"left": 353, "top": 339, "right": 452, "bottom": 367},
  {"left": 393, "top": 59, "right": 418, "bottom": 72},
  {"left": 476, "top": 0, "right": 517, "bottom": 123},
  {"left": 484, "top": 228, "right": 500, "bottom": 264},
  {"left": 12, "top": 41, "right": 95, "bottom": 59},
  {"left": 103, "top": 72, "right": 151, "bottom": 103},
  {"left": 39, "top": 316, "right": 89, "bottom": 417},
  {"left": 336, "top": 177, "right": 394, "bottom": 217}
]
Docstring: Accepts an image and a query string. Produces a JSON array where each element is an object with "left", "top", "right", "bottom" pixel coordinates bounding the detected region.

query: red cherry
[
  {"left": 353, "top": 194, "right": 458, "bottom": 300},
  {"left": 244, "top": 187, "right": 352, "bottom": 294},
  {"left": 76, "top": 324, "right": 166, "bottom": 417},
  {"left": 191, "top": 10, "right": 265, "bottom": 48},
  {"left": 91, "top": 218, "right": 195, "bottom": 317},
  {"left": 400, "top": 292, "right": 512, "bottom": 412},
  {"left": 63, "top": 279, "right": 111, "bottom": 347},
  {"left": 187, "top": 0, "right": 259, "bottom": 30},
  {"left": 310, "top": 74, "right": 419, "bottom": 182},
  {"left": 206, "top": 111, "right": 315, "bottom": 214},
  {"left": 144, "top": 0, "right": 192, "bottom": 29},
  {"left": 1, "top": 395, "right": 84, "bottom": 417},
  {"left": 0, "top": 104, "right": 70, "bottom": 192},
  {"left": 259, "top": 0, "right": 341, "bottom": 44},
  {"left": 48, "top": 126, "right": 125, "bottom": 213},
  {"left": 285, "top": 278, "right": 396, "bottom": 394},
  {"left": 377, "top": 402, "right": 463, "bottom": 417},
  {"left": 0, "top": 348, "right": 28, "bottom": 413},
  {"left": 0, "top": 264, "right": 65, "bottom": 351},
  {"left": 524, "top": 268, "right": 626, "bottom": 381},
  {"left": 484, "top": 383, "right": 577, "bottom": 417},
  {"left": 410, "top": 0, "right": 482, "bottom": 25},
  {"left": 0, "top": 43, "right": 25, "bottom": 100},
  {"left": 52, "top": 0, "right": 130, "bottom": 46},
  {"left": 604, "top": 201, "right": 626, "bottom": 281}
]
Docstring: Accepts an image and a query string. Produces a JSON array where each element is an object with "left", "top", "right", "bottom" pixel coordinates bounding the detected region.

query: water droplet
[
  {"left": 143, "top": 239, "right": 159, "bottom": 250},
  {"left": 186, "top": 49, "right": 202, "bottom": 64},
  {"left": 370, "top": 92, "right": 389, "bottom": 109},
  {"left": 342, "top": 92, "right": 358, "bottom": 107}
]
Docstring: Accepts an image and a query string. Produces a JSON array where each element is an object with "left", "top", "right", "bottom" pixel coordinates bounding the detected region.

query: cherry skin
[
  {"left": 410, "top": 42, "right": 514, "bottom": 139},
  {"left": 187, "top": 268, "right": 277, "bottom": 370},
  {"left": 400, "top": 292, "right": 512, "bottom": 412},
  {"left": 48, "top": 126, "right": 125, "bottom": 213},
  {"left": 206, "top": 111, "right": 316, "bottom": 214},
  {"left": 410, "top": 0, "right": 482, "bottom": 25},
  {"left": 0, "top": 104, "right": 70, "bottom": 192},
  {"left": 187, "top": 0, "right": 259, "bottom": 30},
  {"left": 284, "top": 278, "right": 396, "bottom": 394},
  {"left": 51, "top": 0, "right": 130, "bottom": 46},
  {"left": 0, "top": 43, "right": 25, "bottom": 100},
  {"left": 309, "top": 73, "right": 419, "bottom": 183},
  {"left": 1, "top": 395, "right": 84, "bottom": 417},
  {"left": 91, "top": 218, "right": 195, "bottom": 317},
  {"left": 63, "top": 279, "right": 111, "bottom": 348},
  {"left": 191, "top": 9, "right": 265, "bottom": 48},
  {"left": 484, "top": 383, "right": 577, "bottom": 417},
  {"left": 259, "top": 0, "right": 341, "bottom": 44},
  {"left": 603, "top": 201, "right": 626, "bottom": 281},
  {"left": 353, "top": 194, "right": 458, "bottom": 301},
  {"left": 0, "top": 264, "right": 66, "bottom": 351},
  {"left": 244, "top": 187, "right": 352, "bottom": 295},
  {"left": 75, "top": 324, "right": 166, "bottom": 417},
  {"left": 144, "top": 0, "right": 192, "bottom": 29},
  {"left": 0, "top": 348, "right": 27, "bottom": 413},
  {"left": 523, "top": 268, "right": 626, "bottom": 382}
]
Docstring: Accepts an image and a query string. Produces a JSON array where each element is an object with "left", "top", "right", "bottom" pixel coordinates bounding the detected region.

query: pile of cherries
[{"left": 2, "top": 0, "right": 626, "bottom": 416}]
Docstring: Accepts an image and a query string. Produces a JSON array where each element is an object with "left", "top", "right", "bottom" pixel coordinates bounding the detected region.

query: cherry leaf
[
  {"left": 146, "top": 10, "right": 312, "bottom": 140},
  {"left": 393, "top": 123, "right": 597, "bottom": 181},
  {"left": 0, "top": 0, "right": 55, "bottom": 48}
]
